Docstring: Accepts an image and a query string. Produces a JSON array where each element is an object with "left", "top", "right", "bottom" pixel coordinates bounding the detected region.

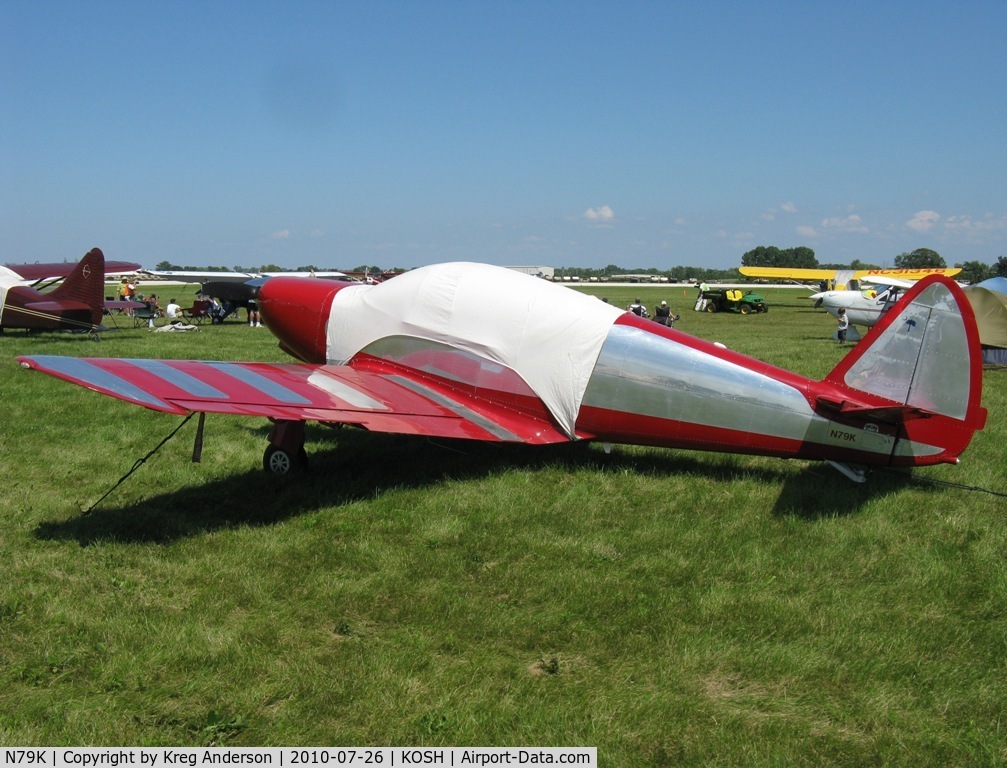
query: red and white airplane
[{"left": 18, "top": 262, "right": 987, "bottom": 483}]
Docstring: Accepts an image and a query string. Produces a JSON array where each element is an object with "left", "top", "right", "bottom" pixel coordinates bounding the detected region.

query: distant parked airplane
[
  {"left": 139, "top": 269, "right": 350, "bottom": 283},
  {"left": 139, "top": 268, "right": 399, "bottom": 287},
  {"left": 3, "top": 257, "right": 141, "bottom": 286},
  {"left": 1, "top": 248, "right": 116, "bottom": 334},
  {"left": 810, "top": 276, "right": 921, "bottom": 336}
]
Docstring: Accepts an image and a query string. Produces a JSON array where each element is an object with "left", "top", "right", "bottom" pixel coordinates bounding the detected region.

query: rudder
[
  {"left": 48, "top": 247, "right": 106, "bottom": 328},
  {"left": 824, "top": 275, "right": 987, "bottom": 465}
]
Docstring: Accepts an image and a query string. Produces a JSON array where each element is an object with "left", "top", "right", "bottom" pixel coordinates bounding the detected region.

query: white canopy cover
[
  {"left": 0, "top": 267, "right": 18, "bottom": 320},
  {"left": 325, "top": 262, "right": 626, "bottom": 438}
]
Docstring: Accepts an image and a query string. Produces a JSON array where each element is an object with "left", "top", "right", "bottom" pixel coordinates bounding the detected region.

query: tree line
[{"left": 157, "top": 249, "right": 1007, "bottom": 285}]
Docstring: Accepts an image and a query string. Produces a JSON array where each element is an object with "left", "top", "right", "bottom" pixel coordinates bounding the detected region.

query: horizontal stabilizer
[{"left": 815, "top": 396, "right": 930, "bottom": 425}]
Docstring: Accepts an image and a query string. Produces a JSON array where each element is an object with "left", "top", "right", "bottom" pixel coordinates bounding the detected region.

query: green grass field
[{"left": 1, "top": 287, "right": 1004, "bottom": 764}]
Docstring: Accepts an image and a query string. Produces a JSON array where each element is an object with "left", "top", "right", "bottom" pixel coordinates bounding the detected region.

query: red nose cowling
[{"left": 258, "top": 276, "right": 351, "bottom": 363}]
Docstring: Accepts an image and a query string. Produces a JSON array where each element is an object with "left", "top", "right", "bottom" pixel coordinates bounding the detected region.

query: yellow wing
[
  {"left": 739, "top": 267, "right": 842, "bottom": 281},
  {"left": 739, "top": 266, "right": 961, "bottom": 289}
]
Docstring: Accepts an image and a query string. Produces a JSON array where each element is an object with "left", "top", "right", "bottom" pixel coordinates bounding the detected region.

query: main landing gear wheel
[
  {"left": 263, "top": 444, "right": 309, "bottom": 475},
  {"left": 263, "top": 419, "right": 308, "bottom": 475}
]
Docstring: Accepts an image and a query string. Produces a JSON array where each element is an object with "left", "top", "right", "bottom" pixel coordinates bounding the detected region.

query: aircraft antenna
[{"left": 878, "top": 467, "right": 1007, "bottom": 499}]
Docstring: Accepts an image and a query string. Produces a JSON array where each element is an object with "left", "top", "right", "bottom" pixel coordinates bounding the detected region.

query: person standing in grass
[{"left": 837, "top": 307, "right": 849, "bottom": 345}]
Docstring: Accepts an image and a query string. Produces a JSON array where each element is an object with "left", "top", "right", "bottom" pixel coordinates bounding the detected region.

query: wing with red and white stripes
[{"left": 17, "top": 355, "right": 569, "bottom": 445}]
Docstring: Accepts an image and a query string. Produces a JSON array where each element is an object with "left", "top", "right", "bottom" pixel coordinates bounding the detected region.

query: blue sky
[{"left": 2, "top": 1, "right": 1004, "bottom": 271}]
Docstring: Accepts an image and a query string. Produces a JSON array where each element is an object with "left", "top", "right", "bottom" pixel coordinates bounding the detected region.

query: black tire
[
  {"left": 739, "top": 304, "right": 752, "bottom": 315},
  {"left": 263, "top": 444, "right": 309, "bottom": 474}
]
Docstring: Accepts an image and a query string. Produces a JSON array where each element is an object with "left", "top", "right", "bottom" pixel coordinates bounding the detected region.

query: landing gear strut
[
  {"left": 827, "top": 461, "right": 869, "bottom": 483},
  {"left": 263, "top": 420, "right": 309, "bottom": 474}
]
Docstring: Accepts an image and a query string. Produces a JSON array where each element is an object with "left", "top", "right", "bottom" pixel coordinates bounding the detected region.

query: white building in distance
[{"left": 506, "top": 266, "right": 555, "bottom": 279}]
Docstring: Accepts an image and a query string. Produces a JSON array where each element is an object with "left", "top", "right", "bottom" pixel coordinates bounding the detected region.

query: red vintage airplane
[
  {"left": 0, "top": 247, "right": 124, "bottom": 335},
  {"left": 18, "top": 263, "right": 987, "bottom": 482}
]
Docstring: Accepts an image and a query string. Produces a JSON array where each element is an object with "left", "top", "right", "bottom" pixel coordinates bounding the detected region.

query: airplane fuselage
[
  {"left": 0, "top": 275, "right": 93, "bottom": 331},
  {"left": 812, "top": 288, "right": 900, "bottom": 328},
  {"left": 258, "top": 270, "right": 981, "bottom": 469}
]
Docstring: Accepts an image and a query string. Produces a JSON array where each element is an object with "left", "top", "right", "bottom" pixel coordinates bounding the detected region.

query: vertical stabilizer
[
  {"left": 823, "top": 275, "right": 987, "bottom": 465},
  {"left": 48, "top": 247, "right": 106, "bottom": 328}
]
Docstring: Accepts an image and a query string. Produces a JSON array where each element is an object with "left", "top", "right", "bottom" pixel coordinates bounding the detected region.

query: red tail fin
[
  {"left": 823, "top": 275, "right": 987, "bottom": 466},
  {"left": 48, "top": 248, "right": 106, "bottom": 328}
]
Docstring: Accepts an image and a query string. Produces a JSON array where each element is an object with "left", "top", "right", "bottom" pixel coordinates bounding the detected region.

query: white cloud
[
  {"left": 715, "top": 229, "right": 754, "bottom": 244},
  {"left": 584, "top": 205, "right": 615, "bottom": 222},
  {"left": 820, "top": 214, "right": 868, "bottom": 234},
  {"left": 763, "top": 202, "right": 797, "bottom": 221},
  {"left": 271, "top": 229, "right": 291, "bottom": 240},
  {"left": 906, "top": 210, "right": 940, "bottom": 233},
  {"left": 943, "top": 213, "right": 1007, "bottom": 234},
  {"left": 796, "top": 225, "right": 818, "bottom": 237}
]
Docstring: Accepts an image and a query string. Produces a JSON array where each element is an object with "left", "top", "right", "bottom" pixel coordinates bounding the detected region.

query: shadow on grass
[
  {"left": 33, "top": 426, "right": 921, "bottom": 546},
  {"left": 1, "top": 330, "right": 104, "bottom": 348},
  {"left": 33, "top": 433, "right": 593, "bottom": 545},
  {"left": 593, "top": 447, "right": 915, "bottom": 519},
  {"left": 769, "top": 463, "right": 913, "bottom": 519}
]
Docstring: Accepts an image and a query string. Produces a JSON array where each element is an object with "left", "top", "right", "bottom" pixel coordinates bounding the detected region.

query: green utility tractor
[{"left": 701, "top": 288, "right": 768, "bottom": 314}]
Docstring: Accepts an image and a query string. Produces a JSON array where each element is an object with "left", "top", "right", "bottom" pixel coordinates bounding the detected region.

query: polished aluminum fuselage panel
[{"left": 581, "top": 325, "right": 815, "bottom": 440}]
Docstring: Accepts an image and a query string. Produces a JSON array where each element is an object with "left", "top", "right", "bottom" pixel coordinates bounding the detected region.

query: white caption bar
[{"left": 1, "top": 748, "right": 596, "bottom": 768}]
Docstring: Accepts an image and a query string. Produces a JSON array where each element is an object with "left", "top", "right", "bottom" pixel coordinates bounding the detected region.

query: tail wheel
[{"left": 263, "top": 444, "right": 309, "bottom": 474}]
